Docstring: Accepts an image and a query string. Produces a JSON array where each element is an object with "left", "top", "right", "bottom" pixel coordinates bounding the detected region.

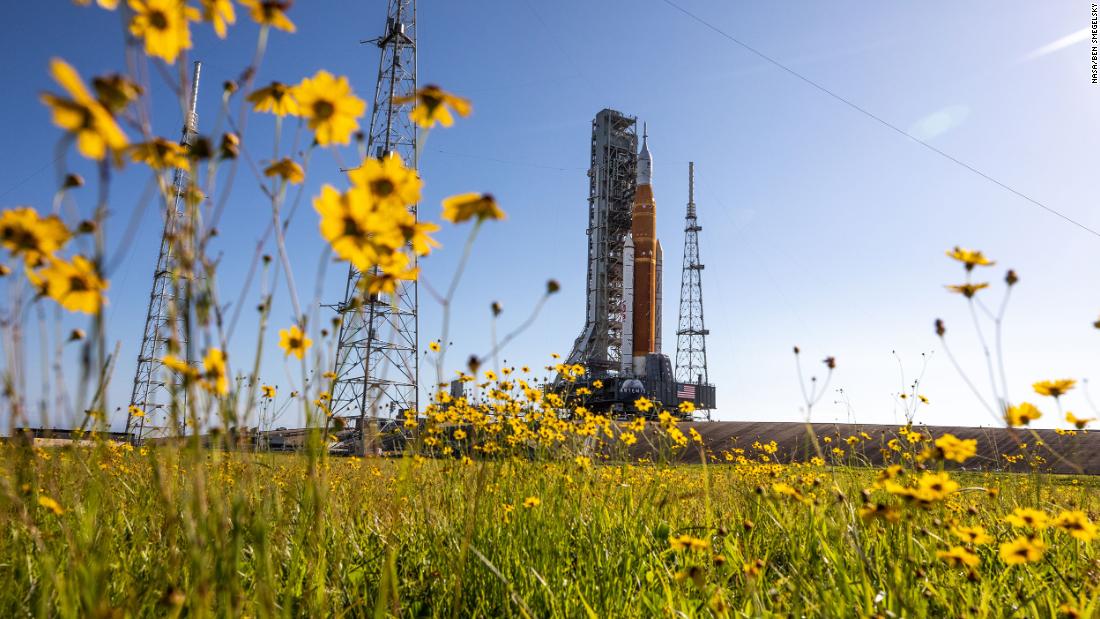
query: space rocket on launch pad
[
  {"left": 563, "top": 109, "right": 715, "bottom": 415},
  {"left": 622, "top": 127, "right": 662, "bottom": 376}
]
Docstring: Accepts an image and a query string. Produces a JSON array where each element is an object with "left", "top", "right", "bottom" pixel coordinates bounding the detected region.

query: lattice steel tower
[
  {"left": 328, "top": 0, "right": 418, "bottom": 429},
  {"left": 126, "top": 62, "right": 202, "bottom": 440},
  {"left": 565, "top": 109, "right": 638, "bottom": 375},
  {"left": 675, "top": 162, "right": 710, "bottom": 397}
]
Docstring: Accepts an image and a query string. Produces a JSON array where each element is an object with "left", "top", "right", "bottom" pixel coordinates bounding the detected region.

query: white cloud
[
  {"left": 908, "top": 105, "right": 970, "bottom": 142},
  {"left": 1025, "top": 27, "right": 1091, "bottom": 60}
]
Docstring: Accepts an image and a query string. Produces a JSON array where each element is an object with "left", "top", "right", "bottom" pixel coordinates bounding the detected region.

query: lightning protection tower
[
  {"left": 126, "top": 62, "right": 202, "bottom": 441},
  {"left": 328, "top": 0, "right": 418, "bottom": 434},
  {"left": 675, "top": 162, "right": 711, "bottom": 414}
]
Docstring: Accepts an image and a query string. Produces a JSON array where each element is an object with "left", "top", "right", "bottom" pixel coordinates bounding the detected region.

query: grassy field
[{"left": 3, "top": 437, "right": 1099, "bottom": 618}]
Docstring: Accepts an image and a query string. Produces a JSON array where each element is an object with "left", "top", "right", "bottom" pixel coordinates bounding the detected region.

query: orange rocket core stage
[{"left": 631, "top": 183, "right": 657, "bottom": 358}]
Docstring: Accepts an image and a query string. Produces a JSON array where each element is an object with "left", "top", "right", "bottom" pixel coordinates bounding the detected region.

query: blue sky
[{"left": 2, "top": 1, "right": 1099, "bottom": 431}]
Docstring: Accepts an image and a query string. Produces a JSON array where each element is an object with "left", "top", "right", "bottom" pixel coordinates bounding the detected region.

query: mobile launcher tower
[{"left": 563, "top": 109, "right": 716, "bottom": 417}]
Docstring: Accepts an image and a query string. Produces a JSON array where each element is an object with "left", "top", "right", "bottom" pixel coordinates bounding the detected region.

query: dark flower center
[
  {"left": 313, "top": 100, "right": 335, "bottom": 120},
  {"left": 69, "top": 275, "right": 89, "bottom": 293},
  {"left": 150, "top": 10, "right": 169, "bottom": 30},
  {"left": 370, "top": 178, "right": 395, "bottom": 197},
  {"left": 421, "top": 93, "right": 442, "bottom": 112},
  {"left": 2, "top": 226, "right": 39, "bottom": 251},
  {"left": 342, "top": 216, "right": 362, "bottom": 238}
]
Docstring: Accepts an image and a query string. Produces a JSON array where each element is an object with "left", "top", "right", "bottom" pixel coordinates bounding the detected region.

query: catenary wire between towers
[{"left": 658, "top": 0, "right": 1100, "bottom": 240}]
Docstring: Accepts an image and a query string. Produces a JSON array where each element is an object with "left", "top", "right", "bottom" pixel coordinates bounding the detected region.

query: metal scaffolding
[
  {"left": 126, "top": 62, "right": 202, "bottom": 441},
  {"left": 675, "top": 162, "right": 711, "bottom": 412},
  {"left": 565, "top": 109, "right": 638, "bottom": 375},
  {"left": 328, "top": 0, "right": 419, "bottom": 434}
]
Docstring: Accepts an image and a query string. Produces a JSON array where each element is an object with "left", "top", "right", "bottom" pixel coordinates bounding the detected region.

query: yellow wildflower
[
  {"left": 668, "top": 534, "right": 709, "bottom": 552},
  {"left": 429, "top": 341, "right": 441, "bottom": 353},
  {"left": 91, "top": 74, "right": 142, "bottom": 114},
  {"left": 934, "top": 433, "right": 977, "bottom": 463},
  {"left": 689, "top": 427, "right": 703, "bottom": 445},
  {"left": 1005, "top": 508, "right": 1049, "bottom": 530},
  {"left": 294, "top": 70, "right": 365, "bottom": 146},
  {"left": 910, "top": 471, "right": 958, "bottom": 503},
  {"left": 129, "top": 138, "right": 190, "bottom": 171},
  {"left": 945, "top": 283, "right": 989, "bottom": 298},
  {"left": 772, "top": 482, "right": 807, "bottom": 503},
  {"left": 1004, "top": 402, "right": 1041, "bottom": 427},
  {"left": 127, "top": 0, "right": 200, "bottom": 63},
  {"left": 0, "top": 207, "right": 70, "bottom": 265},
  {"left": 278, "top": 325, "right": 312, "bottom": 360},
  {"left": 951, "top": 524, "right": 993, "bottom": 545},
  {"left": 523, "top": 496, "right": 541, "bottom": 509},
  {"left": 314, "top": 186, "right": 397, "bottom": 271},
  {"left": 1052, "top": 510, "right": 1097, "bottom": 542},
  {"left": 634, "top": 396, "right": 654, "bottom": 413},
  {"left": 199, "top": 0, "right": 235, "bottom": 38},
  {"left": 946, "top": 247, "right": 995, "bottom": 270},
  {"left": 876, "top": 465, "right": 904, "bottom": 484},
  {"left": 75, "top": 0, "right": 121, "bottom": 9},
  {"left": 399, "top": 219, "right": 441, "bottom": 257},
  {"left": 40, "top": 59, "right": 128, "bottom": 160},
  {"left": 679, "top": 401, "right": 695, "bottom": 414},
  {"left": 161, "top": 354, "right": 196, "bottom": 376},
  {"left": 999, "top": 536, "right": 1045, "bottom": 565},
  {"left": 1033, "top": 379, "right": 1076, "bottom": 398},
  {"left": 38, "top": 255, "right": 108, "bottom": 314},
  {"left": 936, "top": 546, "right": 979, "bottom": 568},
  {"left": 264, "top": 158, "right": 305, "bottom": 184},
  {"left": 128, "top": 405, "right": 146, "bottom": 418},
  {"left": 441, "top": 193, "right": 505, "bottom": 224},
  {"left": 247, "top": 82, "right": 300, "bottom": 116},
  {"left": 395, "top": 84, "right": 471, "bottom": 128},
  {"left": 359, "top": 265, "right": 418, "bottom": 295},
  {"left": 261, "top": 385, "right": 276, "bottom": 398},
  {"left": 858, "top": 502, "right": 901, "bottom": 523},
  {"left": 37, "top": 496, "right": 65, "bottom": 516},
  {"left": 348, "top": 153, "right": 422, "bottom": 209},
  {"left": 1066, "top": 411, "right": 1094, "bottom": 429},
  {"left": 239, "top": 0, "right": 295, "bottom": 32},
  {"left": 201, "top": 348, "right": 228, "bottom": 394},
  {"left": 453, "top": 429, "right": 467, "bottom": 441}
]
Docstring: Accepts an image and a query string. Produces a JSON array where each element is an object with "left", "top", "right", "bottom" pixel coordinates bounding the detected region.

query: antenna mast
[
  {"left": 328, "top": 0, "right": 419, "bottom": 446},
  {"left": 675, "top": 162, "right": 711, "bottom": 417},
  {"left": 127, "top": 61, "right": 201, "bottom": 440}
]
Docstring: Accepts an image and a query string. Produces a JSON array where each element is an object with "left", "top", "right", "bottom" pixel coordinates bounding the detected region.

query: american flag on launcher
[{"left": 677, "top": 384, "right": 696, "bottom": 400}]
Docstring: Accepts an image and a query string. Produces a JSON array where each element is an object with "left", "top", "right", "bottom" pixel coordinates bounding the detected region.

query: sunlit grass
[{"left": 3, "top": 441, "right": 1099, "bottom": 617}]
